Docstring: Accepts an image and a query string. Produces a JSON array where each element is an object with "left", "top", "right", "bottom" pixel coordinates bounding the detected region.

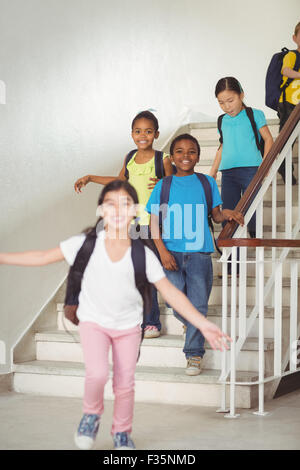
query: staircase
[{"left": 13, "top": 118, "right": 298, "bottom": 409}]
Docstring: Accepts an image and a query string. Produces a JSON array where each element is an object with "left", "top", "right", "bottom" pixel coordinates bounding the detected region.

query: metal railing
[{"left": 216, "top": 104, "right": 300, "bottom": 417}]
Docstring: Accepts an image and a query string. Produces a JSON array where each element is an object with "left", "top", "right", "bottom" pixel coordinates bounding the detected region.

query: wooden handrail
[
  {"left": 218, "top": 238, "right": 300, "bottom": 248},
  {"left": 217, "top": 103, "right": 300, "bottom": 242}
]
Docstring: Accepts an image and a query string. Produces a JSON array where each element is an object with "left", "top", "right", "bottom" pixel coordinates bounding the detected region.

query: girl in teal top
[{"left": 210, "top": 77, "right": 273, "bottom": 238}]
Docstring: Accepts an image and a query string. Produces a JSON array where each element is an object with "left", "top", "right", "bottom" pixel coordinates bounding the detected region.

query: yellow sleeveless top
[{"left": 127, "top": 152, "right": 168, "bottom": 226}]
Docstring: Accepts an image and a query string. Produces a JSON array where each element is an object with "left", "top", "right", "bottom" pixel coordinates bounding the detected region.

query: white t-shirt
[{"left": 60, "top": 231, "right": 165, "bottom": 330}]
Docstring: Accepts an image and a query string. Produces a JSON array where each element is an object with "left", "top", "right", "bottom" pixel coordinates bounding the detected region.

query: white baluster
[
  {"left": 217, "top": 248, "right": 229, "bottom": 413},
  {"left": 285, "top": 148, "right": 292, "bottom": 239},
  {"left": 274, "top": 261, "right": 282, "bottom": 377},
  {"left": 254, "top": 247, "right": 269, "bottom": 416},
  {"left": 290, "top": 261, "right": 298, "bottom": 372},
  {"left": 225, "top": 247, "right": 240, "bottom": 419}
]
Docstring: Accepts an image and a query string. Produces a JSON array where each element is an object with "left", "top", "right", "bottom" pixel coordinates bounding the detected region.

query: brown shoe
[{"left": 186, "top": 356, "right": 202, "bottom": 376}]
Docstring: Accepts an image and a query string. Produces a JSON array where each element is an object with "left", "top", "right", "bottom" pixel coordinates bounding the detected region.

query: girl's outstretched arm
[
  {"left": 74, "top": 156, "right": 127, "bottom": 193},
  {"left": 154, "top": 277, "right": 231, "bottom": 351},
  {"left": 0, "top": 247, "right": 64, "bottom": 266},
  {"left": 210, "top": 144, "right": 222, "bottom": 179},
  {"left": 259, "top": 125, "right": 273, "bottom": 158}
]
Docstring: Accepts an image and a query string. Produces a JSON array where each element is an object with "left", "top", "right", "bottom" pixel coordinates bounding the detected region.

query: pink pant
[{"left": 79, "top": 321, "right": 141, "bottom": 435}]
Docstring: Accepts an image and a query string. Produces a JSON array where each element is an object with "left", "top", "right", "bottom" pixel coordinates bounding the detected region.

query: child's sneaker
[
  {"left": 74, "top": 413, "right": 100, "bottom": 450},
  {"left": 186, "top": 356, "right": 202, "bottom": 376},
  {"left": 113, "top": 432, "right": 136, "bottom": 450},
  {"left": 144, "top": 325, "right": 160, "bottom": 339}
]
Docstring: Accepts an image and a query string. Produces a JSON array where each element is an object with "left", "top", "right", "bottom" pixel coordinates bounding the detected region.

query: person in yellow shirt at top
[
  {"left": 74, "top": 111, "right": 174, "bottom": 338},
  {"left": 278, "top": 21, "right": 300, "bottom": 184}
]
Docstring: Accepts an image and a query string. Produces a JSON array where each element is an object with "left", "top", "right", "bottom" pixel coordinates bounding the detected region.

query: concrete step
[
  {"left": 56, "top": 303, "right": 290, "bottom": 338},
  {"left": 12, "top": 360, "right": 259, "bottom": 408},
  {"left": 34, "top": 330, "right": 274, "bottom": 372}
]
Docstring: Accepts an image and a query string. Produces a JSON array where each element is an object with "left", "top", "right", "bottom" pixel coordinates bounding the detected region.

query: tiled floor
[{"left": 0, "top": 390, "right": 299, "bottom": 450}]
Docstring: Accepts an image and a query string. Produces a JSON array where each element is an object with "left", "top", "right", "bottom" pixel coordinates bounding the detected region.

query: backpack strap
[
  {"left": 124, "top": 150, "right": 137, "bottom": 180},
  {"left": 154, "top": 151, "right": 165, "bottom": 179},
  {"left": 195, "top": 173, "right": 222, "bottom": 256},
  {"left": 131, "top": 238, "right": 153, "bottom": 356},
  {"left": 245, "top": 107, "right": 261, "bottom": 153},
  {"left": 159, "top": 175, "right": 173, "bottom": 230},
  {"left": 125, "top": 150, "right": 165, "bottom": 180},
  {"left": 64, "top": 227, "right": 98, "bottom": 325},
  {"left": 217, "top": 114, "right": 225, "bottom": 144}
]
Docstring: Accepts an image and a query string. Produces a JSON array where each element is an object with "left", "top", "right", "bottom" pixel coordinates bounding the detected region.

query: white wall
[{"left": 0, "top": 0, "right": 299, "bottom": 372}]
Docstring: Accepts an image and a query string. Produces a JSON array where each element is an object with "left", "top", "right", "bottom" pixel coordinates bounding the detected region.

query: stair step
[
  {"left": 12, "top": 360, "right": 259, "bottom": 408},
  {"left": 34, "top": 330, "right": 274, "bottom": 352}
]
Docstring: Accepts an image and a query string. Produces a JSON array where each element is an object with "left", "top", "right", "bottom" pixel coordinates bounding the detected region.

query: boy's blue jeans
[{"left": 164, "top": 251, "right": 213, "bottom": 358}]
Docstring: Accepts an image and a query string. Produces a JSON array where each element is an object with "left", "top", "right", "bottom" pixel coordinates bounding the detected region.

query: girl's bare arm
[
  {"left": 154, "top": 276, "right": 231, "bottom": 351},
  {"left": 259, "top": 125, "right": 274, "bottom": 158},
  {"left": 74, "top": 156, "right": 127, "bottom": 193},
  {"left": 210, "top": 144, "right": 222, "bottom": 179},
  {"left": 282, "top": 67, "right": 300, "bottom": 79},
  {"left": 0, "top": 247, "right": 64, "bottom": 266}
]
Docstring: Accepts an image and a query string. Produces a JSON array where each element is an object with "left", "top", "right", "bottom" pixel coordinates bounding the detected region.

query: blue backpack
[
  {"left": 158, "top": 173, "right": 222, "bottom": 255},
  {"left": 265, "top": 48, "right": 300, "bottom": 111}
]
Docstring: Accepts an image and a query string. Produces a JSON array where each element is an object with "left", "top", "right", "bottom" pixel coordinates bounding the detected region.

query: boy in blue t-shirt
[{"left": 146, "top": 134, "right": 244, "bottom": 375}]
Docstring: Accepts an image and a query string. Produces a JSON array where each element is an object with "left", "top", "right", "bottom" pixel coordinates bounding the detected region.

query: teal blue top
[
  {"left": 145, "top": 174, "right": 222, "bottom": 253},
  {"left": 219, "top": 108, "right": 266, "bottom": 171}
]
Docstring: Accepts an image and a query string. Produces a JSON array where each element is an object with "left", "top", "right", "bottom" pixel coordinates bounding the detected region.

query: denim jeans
[
  {"left": 130, "top": 224, "right": 161, "bottom": 331},
  {"left": 164, "top": 251, "right": 213, "bottom": 358},
  {"left": 277, "top": 102, "right": 295, "bottom": 177},
  {"left": 221, "top": 166, "right": 259, "bottom": 236}
]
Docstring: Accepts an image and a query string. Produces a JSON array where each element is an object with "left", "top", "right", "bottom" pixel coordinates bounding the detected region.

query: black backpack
[
  {"left": 64, "top": 225, "right": 153, "bottom": 346},
  {"left": 124, "top": 150, "right": 177, "bottom": 180},
  {"left": 217, "top": 106, "right": 265, "bottom": 156},
  {"left": 265, "top": 48, "right": 300, "bottom": 111},
  {"left": 158, "top": 173, "right": 222, "bottom": 255}
]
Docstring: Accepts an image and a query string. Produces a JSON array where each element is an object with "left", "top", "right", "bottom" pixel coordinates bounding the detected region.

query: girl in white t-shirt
[{"left": 0, "top": 180, "right": 231, "bottom": 451}]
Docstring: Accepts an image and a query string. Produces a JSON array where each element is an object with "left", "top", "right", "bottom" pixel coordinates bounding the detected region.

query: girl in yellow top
[
  {"left": 278, "top": 21, "right": 300, "bottom": 184},
  {"left": 74, "top": 111, "right": 174, "bottom": 337}
]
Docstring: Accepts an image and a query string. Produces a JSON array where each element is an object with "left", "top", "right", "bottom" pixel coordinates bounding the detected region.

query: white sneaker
[
  {"left": 143, "top": 326, "right": 161, "bottom": 339},
  {"left": 74, "top": 413, "right": 100, "bottom": 450},
  {"left": 185, "top": 356, "right": 202, "bottom": 376}
]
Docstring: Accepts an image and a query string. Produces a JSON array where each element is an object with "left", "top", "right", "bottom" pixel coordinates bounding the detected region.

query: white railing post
[
  {"left": 290, "top": 261, "right": 298, "bottom": 372},
  {"left": 274, "top": 261, "right": 283, "bottom": 377},
  {"left": 285, "top": 148, "right": 293, "bottom": 239},
  {"left": 217, "top": 248, "right": 229, "bottom": 413},
  {"left": 225, "top": 247, "right": 240, "bottom": 419},
  {"left": 253, "top": 247, "right": 269, "bottom": 416}
]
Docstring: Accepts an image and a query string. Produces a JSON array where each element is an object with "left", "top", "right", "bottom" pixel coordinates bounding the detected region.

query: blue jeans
[
  {"left": 132, "top": 225, "right": 161, "bottom": 331},
  {"left": 221, "top": 166, "right": 259, "bottom": 236},
  {"left": 164, "top": 251, "right": 213, "bottom": 358}
]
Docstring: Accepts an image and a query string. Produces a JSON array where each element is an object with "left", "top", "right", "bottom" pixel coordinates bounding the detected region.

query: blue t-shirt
[
  {"left": 145, "top": 174, "right": 222, "bottom": 253},
  {"left": 219, "top": 108, "right": 267, "bottom": 171}
]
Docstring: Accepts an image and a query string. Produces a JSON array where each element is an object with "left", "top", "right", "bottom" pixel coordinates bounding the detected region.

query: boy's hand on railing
[
  {"left": 222, "top": 209, "right": 244, "bottom": 226},
  {"left": 200, "top": 319, "right": 232, "bottom": 352},
  {"left": 74, "top": 175, "right": 90, "bottom": 193}
]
